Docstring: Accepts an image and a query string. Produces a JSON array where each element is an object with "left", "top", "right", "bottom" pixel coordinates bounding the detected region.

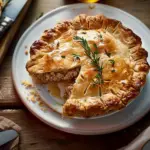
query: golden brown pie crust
[{"left": 26, "top": 14, "right": 149, "bottom": 117}]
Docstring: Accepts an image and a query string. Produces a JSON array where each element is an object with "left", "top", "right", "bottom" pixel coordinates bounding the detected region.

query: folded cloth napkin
[
  {"left": 0, "top": 116, "right": 21, "bottom": 150},
  {"left": 119, "top": 126, "right": 150, "bottom": 150}
]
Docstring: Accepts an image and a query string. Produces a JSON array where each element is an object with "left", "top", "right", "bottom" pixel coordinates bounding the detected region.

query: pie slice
[{"left": 26, "top": 14, "right": 149, "bottom": 117}]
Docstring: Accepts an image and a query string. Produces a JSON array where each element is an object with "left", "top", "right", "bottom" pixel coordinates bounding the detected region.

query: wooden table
[{"left": 0, "top": 0, "right": 150, "bottom": 149}]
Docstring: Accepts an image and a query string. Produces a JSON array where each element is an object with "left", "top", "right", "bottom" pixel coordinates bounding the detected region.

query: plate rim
[{"left": 12, "top": 3, "right": 150, "bottom": 135}]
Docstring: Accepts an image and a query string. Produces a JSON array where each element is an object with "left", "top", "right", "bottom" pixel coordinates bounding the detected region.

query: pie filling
[
  {"left": 48, "top": 81, "right": 74, "bottom": 100},
  {"left": 31, "top": 67, "right": 80, "bottom": 83},
  {"left": 26, "top": 14, "right": 149, "bottom": 117}
]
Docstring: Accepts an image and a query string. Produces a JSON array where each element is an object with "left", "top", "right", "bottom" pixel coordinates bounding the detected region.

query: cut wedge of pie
[{"left": 26, "top": 14, "right": 149, "bottom": 117}]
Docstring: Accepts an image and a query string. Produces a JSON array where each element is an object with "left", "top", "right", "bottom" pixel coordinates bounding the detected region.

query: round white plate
[{"left": 12, "top": 3, "right": 150, "bottom": 135}]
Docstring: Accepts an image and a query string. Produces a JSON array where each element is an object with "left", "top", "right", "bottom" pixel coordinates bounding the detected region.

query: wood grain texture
[
  {"left": 1, "top": 109, "right": 150, "bottom": 150},
  {"left": 0, "top": 0, "right": 150, "bottom": 149}
]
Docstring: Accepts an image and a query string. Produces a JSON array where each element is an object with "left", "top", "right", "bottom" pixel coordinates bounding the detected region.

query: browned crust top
[{"left": 26, "top": 14, "right": 149, "bottom": 117}]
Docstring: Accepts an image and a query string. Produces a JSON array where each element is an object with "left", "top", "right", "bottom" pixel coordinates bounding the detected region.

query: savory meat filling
[
  {"left": 64, "top": 84, "right": 73, "bottom": 99},
  {"left": 32, "top": 67, "right": 80, "bottom": 83}
]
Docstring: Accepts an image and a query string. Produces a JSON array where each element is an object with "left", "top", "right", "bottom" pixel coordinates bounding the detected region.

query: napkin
[{"left": 0, "top": 116, "right": 21, "bottom": 150}]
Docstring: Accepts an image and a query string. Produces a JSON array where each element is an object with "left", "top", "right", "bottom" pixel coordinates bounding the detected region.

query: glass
[{"left": 79, "top": 0, "right": 99, "bottom": 3}]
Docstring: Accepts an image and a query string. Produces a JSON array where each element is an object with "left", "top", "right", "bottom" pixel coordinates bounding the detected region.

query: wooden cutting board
[{"left": 0, "top": 0, "right": 32, "bottom": 64}]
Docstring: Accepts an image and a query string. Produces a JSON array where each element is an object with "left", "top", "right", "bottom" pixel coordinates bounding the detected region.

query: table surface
[{"left": 0, "top": 0, "right": 150, "bottom": 149}]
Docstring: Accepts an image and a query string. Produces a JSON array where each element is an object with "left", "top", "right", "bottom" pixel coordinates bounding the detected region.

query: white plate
[{"left": 12, "top": 3, "right": 150, "bottom": 135}]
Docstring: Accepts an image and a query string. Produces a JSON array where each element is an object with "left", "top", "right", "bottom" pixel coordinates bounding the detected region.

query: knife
[
  {"left": 0, "top": 0, "right": 27, "bottom": 38},
  {"left": 0, "top": 130, "right": 18, "bottom": 146},
  {"left": 118, "top": 126, "right": 150, "bottom": 150}
]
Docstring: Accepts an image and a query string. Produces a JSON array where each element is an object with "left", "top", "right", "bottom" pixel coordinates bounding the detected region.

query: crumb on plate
[
  {"left": 41, "top": 107, "right": 47, "bottom": 112},
  {"left": 38, "top": 101, "right": 45, "bottom": 107},
  {"left": 30, "top": 90, "right": 38, "bottom": 96},
  {"left": 29, "top": 95, "right": 36, "bottom": 103},
  {"left": 21, "top": 80, "right": 32, "bottom": 88},
  {"left": 23, "top": 80, "right": 48, "bottom": 112},
  {"left": 25, "top": 50, "right": 28, "bottom": 55}
]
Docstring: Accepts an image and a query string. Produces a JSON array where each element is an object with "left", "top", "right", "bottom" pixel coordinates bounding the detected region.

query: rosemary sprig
[
  {"left": 109, "top": 59, "right": 115, "bottom": 67},
  {"left": 93, "top": 73, "right": 103, "bottom": 83},
  {"left": 61, "top": 55, "right": 65, "bottom": 58},
  {"left": 74, "top": 36, "right": 91, "bottom": 57},
  {"left": 81, "top": 31, "right": 87, "bottom": 34},
  {"left": 99, "top": 33, "right": 103, "bottom": 41},
  {"left": 111, "top": 69, "right": 115, "bottom": 73},
  {"left": 93, "top": 73, "right": 104, "bottom": 96},
  {"left": 72, "top": 53, "right": 80, "bottom": 60},
  {"left": 93, "top": 43, "right": 99, "bottom": 54},
  {"left": 74, "top": 36, "right": 103, "bottom": 96},
  {"left": 74, "top": 36, "right": 101, "bottom": 70}
]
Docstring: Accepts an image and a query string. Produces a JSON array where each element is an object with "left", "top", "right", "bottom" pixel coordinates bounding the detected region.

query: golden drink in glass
[{"left": 79, "top": 0, "right": 99, "bottom": 3}]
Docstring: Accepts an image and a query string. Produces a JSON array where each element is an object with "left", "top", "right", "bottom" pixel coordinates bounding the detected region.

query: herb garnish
[
  {"left": 74, "top": 36, "right": 103, "bottom": 96},
  {"left": 74, "top": 36, "right": 101, "bottom": 69},
  {"left": 111, "top": 69, "right": 115, "bottom": 73},
  {"left": 93, "top": 43, "right": 99, "bottom": 54},
  {"left": 81, "top": 31, "right": 86, "bottom": 34},
  {"left": 61, "top": 56, "right": 66, "bottom": 58},
  {"left": 93, "top": 72, "right": 104, "bottom": 96},
  {"left": 109, "top": 59, "right": 115, "bottom": 67},
  {"left": 99, "top": 33, "right": 103, "bottom": 41},
  {"left": 72, "top": 54, "right": 80, "bottom": 60},
  {"left": 105, "top": 50, "right": 111, "bottom": 57}
]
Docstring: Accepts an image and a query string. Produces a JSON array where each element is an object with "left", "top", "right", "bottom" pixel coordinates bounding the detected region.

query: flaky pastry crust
[{"left": 26, "top": 14, "right": 149, "bottom": 117}]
